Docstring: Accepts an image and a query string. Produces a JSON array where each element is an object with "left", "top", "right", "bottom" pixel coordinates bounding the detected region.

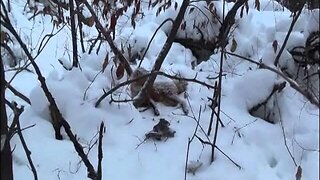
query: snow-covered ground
[{"left": 3, "top": 0, "right": 319, "bottom": 180}]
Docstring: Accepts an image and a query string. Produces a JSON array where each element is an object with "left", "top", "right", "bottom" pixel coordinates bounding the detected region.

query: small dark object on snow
[{"left": 145, "top": 119, "right": 176, "bottom": 141}]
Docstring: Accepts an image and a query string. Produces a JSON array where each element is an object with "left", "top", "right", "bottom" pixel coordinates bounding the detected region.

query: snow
[{"left": 3, "top": 0, "right": 319, "bottom": 180}]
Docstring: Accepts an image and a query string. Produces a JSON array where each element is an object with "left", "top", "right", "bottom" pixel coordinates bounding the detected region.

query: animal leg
[{"left": 166, "top": 95, "right": 188, "bottom": 115}]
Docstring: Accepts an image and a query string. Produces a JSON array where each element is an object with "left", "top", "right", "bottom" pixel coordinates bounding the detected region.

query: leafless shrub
[{"left": 289, "top": 31, "right": 319, "bottom": 100}]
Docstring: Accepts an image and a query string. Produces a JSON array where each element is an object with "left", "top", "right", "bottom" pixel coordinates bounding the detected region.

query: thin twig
[
  {"left": 83, "top": 70, "right": 102, "bottom": 100},
  {"left": 6, "top": 61, "right": 32, "bottom": 85},
  {"left": 184, "top": 138, "right": 191, "bottom": 180},
  {"left": 231, "top": 119, "right": 258, "bottom": 144},
  {"left": 195, "top": 135, "right": 241, "bottom": 169},
  {"left": 88, "top": 33, "right": 102, "bottom": 54},
  {"left": 275, "top": 95, "right": 298, "bottom": 166},
  {"left": 138, "top": 18, "right": 174, "bottom": 67},
  {"left": 184, "top": 106, "right": 201, "bottom": 179},
  {"left": 214, "top": 145, "right": 241, "bottom": 169},
  {"left": 35, "top": 24, "right": 66, "bottom": 60}
]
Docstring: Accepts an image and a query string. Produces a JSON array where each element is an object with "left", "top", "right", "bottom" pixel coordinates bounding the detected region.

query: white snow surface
[{"left": 3, "top": 0, "right": 319, "bottom": 180}]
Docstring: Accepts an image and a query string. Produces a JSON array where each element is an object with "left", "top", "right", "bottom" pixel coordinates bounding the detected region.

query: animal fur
[{"left": 130, "top": 67, "right": 188, "bottom": 114}]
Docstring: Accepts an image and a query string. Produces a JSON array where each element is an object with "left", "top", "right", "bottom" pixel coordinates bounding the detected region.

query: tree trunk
[
  {"left": 0, "top": 58, "right": 13, "bottom": 180},
  {"left": 133, "top": 0, "right": 190, "bottom": 108},
  {"left": 69, "top": 0, "right": 79, "bottom": 67}
]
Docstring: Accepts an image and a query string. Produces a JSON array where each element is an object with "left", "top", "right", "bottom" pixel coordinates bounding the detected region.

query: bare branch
[
  {"left": 69, "top": 0, "right": 79, "bottom": 67},
  {"left": 133, "top": 0, "right": 190, "bottom": 108},
  {"left": 226, "top": 51, "right": 320, "bottom": 107},
  {"left": 88, "top": 32, "right": 102, "bottom": 54},
  {"left": 5, "top": 80, "right": 31, "bottom": 104},
  {"left": 195, "top": 135, "right": 241, "bottom": 169},
  {"left": 274, "top": 3, "right": 304, "bottom": 66},
  {"left": 12, "top": 103, "right": 38, "bottom": 180},
  {"left": 60, "top": 119, "right": 98, "bottom": 179},
  {"left": 217, "top": 0, "right": 247, "bottom": 48},
  {"left": 1, "top": 11, "right": 64, "bottom": 139},
  {"left": 74, "top": 0, "right": 86, "bottom": 53},
  {"left": 82, "top": 1, "right": 132, "bottom": 75},
  {"left": 138, "top": 18, "right": 174, "bottom": 67},
  {"left": 249, "top": 82, "right": 286, "bottom": 116},
  {"left": 207, "top": 81, "right": 218, "bottom": 135},
  {"left": 184, "top": 138, "right": 191, "bottom": 180},
  {"left": 97, "top": 121, "right": 105, "bottom": 180},
  {"left": 95, "top": 70, "right": 215, "bottom": 107},
  {"left": 1, "top": 42, "right": 17, "bottom": 65}
]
